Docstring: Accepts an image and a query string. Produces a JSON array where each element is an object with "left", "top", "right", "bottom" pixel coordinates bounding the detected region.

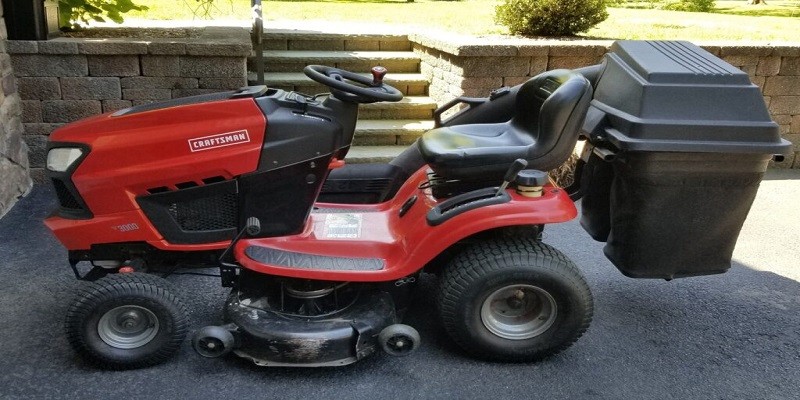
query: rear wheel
[
  {"left": 438, "top": 238, "right": 592, "bottom": 362},
  {"left": 64, "top": 273, "right": 188, "bottom": 369}
]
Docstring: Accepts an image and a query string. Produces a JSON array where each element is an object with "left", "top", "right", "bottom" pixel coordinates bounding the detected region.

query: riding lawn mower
[{"left": 43, "top": 40, "right": 790, "bottom": 369}]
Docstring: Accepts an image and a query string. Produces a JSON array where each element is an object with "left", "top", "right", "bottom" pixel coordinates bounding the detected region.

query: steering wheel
[{"left": 303, "top": 65, "right": 403, "bottom": 104}]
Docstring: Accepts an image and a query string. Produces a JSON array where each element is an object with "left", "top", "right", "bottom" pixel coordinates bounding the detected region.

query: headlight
[{"left": 46, "top": 148, "right": 84, "bottom": 172}]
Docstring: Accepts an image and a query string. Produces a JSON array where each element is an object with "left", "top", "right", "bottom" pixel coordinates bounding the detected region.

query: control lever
[
  {"left": 371, "top": 66, "right": 387, "bottom": 87},
  {"left": 496, "top": 159, "right": 528, "bottom": 197}
]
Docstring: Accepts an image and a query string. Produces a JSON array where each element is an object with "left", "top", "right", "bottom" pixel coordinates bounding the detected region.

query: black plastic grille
[
  {"left": 168, "top": 192, "right": 237, "bottom": 231},
  {"left": 52, "top": 178, "right": 82, "bottom": 210}
]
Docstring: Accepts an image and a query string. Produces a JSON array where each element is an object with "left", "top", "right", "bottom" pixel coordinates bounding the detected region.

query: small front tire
[
  {"left": 438, "top": 238, "right": 593, "bottom": 362},
  {"left": 64, "top": 273, "right": 189, "bottom": 369},
  {"left": 379, "top": 324, "right": 421, "bottom": 357}
]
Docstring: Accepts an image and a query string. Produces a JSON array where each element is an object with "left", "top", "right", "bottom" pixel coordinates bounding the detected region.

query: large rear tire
[
  {"left": 64, "top": 273, "right": 189, "bottom": 369},
  {"left": 438, "top": 238, "right": 593, "bottom": 362}
]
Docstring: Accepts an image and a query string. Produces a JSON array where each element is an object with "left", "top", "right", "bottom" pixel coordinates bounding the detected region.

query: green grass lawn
[{"left": 123, "top": 0, "right": 800, "bottom": 41}]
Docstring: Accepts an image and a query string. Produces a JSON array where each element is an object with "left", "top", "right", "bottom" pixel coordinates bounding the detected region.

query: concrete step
[
  {"left": 262, "top": 29, "right": 411, "bottom": 51},
  {"left": 254, "top": 50, "right": 420, "bottom": 73},
  {"left": 251, "top": 72, "right": 429, "bottom": 96},
  {"left": 353, "top": 119, "right": 435, "bottom": 146},
  {"left": 344, "top": 145, "right": 408, "bottom": 164},
  {"left": 359, "top": 96, "right": 437, "bottom": 120}
]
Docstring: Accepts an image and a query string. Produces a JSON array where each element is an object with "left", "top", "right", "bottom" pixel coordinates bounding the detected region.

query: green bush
[
  {"left": 661, "top": 0, "right": 716, "bottom": 12},
  {"left": 495, "top": 0, "right": 609, "bottom": 37},
  {"left": 59, "top": 0, "right": 148, "bottom": 29}
]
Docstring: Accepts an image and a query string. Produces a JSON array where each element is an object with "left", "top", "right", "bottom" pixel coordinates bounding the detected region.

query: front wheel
[
  {"left": 438, "top": 238, "right": 593, "bottom": 362},
  {"left": 64, "top": 273, "right": 189, "bottom": 369}
]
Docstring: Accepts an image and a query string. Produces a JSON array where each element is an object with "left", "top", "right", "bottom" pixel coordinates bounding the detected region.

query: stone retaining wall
[
  {"left": 411, "top": 34, "right": 800, "bottom": 169},
  {"left": 0, "top": 5, "right": 32, "bottom": 219},
  {"left": 8, "top": 28, "right": 251, "bottom": 182}
]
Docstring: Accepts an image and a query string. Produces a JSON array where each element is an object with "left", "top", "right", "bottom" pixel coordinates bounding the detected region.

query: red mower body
[{"left": 45, "top": 97, "right": 266, "bottom": 252}]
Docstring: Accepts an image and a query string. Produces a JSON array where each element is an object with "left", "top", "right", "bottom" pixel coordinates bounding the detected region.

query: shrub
[
  {"left": 661, "top": 0, "right": 716, "bottom": 12},
  {"left": 495, "top": 0, "right": 609, "bottom": 37},
  {"left": 59, "top": 0, "right": 148, "bottom": 29}
]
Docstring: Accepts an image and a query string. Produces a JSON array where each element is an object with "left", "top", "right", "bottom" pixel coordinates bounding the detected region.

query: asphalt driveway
[{"left": 1, "top": 171, "right": 798, "bottom": 399}]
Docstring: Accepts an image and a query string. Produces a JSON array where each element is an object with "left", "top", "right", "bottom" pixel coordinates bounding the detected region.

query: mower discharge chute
[{"left": 44, "top": 41, "right": 790, "bottom": 369}]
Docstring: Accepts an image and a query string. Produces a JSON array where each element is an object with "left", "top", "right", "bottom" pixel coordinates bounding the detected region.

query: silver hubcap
[
  {"left": 480, "top": 284, "right": 557, "bottom": 340},
  {"left": 97, "top": 305, "right": 159, "bottom": 349}
]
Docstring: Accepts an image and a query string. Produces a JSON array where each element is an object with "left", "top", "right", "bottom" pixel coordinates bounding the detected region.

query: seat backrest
[{"left": 512, "top": 69, "right": 593, "bottom": 171}]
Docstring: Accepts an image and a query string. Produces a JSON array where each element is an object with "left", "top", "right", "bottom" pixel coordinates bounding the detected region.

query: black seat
[{"left": 418, "top": 69, "right": 593, "bottom": 180}]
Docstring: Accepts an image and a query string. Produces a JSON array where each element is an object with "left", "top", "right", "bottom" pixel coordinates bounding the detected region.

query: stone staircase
[{"left": 248, "top": 30, "right": 436, "bottom": 163}]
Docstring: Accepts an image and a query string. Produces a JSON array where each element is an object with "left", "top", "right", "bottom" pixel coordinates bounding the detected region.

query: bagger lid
[{"left": 584, "top": 40, "right": 791, "bottom": 154}]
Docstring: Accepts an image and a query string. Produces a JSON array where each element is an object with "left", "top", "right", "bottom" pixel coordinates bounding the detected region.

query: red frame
[{"left": 234, "top": 167, "right": 577, "bottom": 282}]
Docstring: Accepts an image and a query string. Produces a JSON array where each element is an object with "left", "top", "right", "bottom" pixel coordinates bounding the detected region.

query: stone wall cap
[
  {"left": 7, "top": 41, "right": 38, "bottom": 54},
  {"left": 412, "top": 33, "right": 800, "bottom": 58}
]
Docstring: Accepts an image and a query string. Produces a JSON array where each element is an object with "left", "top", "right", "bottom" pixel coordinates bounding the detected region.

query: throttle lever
[{"left": 495, "top": 159, "right": 528, "bottom": 197}]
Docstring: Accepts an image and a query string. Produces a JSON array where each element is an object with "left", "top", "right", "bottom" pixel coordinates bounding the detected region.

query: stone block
[
  {"left": 76, "top": 40, "right": 148, "bottom": 55},
  {"left": 23, "top": 123, "right": 63, "bottom": 136},
  {"left": 719, "top": 46, "right": 773, "bottom": 57},
  {"left": 549, "top": 44, "right": 607, "bottom": 57},
  {"left": 179, "top": 57, "right": 246, "bottom": 78},
  {"left": 263, "top": 40, "right": 287, "bottom": 51},
  {"left": 186, "top": 42, "right": 250, "bottom": 57},
  {"left": 142, "top": 56, "right": 180, "bottom": 77},
  {"left": 764, "top": 76, "right": 800, "bottom": 96},
  {"left": 457, "top": 57, "right": 529, "bottom": 77},
  {"left": 756, "top": 56, "right": 781, "bottom": 77},
  {"left": 122, "top": 89, "right": 172, "bottom": 101},
  {"left": 61, "top": 77, "right": 121, "bottom": 100},
  {"left": 2, "top": 74, "right": 17, "bottom": 96},
  {"left": 380, "top": 41, "right": 412, "bottom": 51},
  {"left": 17, "top": 77, "right": 61, "bottom": 100},
  {"left": 530, "top": 56, "right": 548, "bottom": 75},
  {"left": 38, "top": 41, "right": 79, "bottom": 55},
  {"left": 780, "top": 57, "right": 800, "bottom": 76},
  {"left": 722, "top": 55, "right": 759, "bottom": 68},
  {"left": 23, "top": 134, "right": 48, "bottom": 168},
  {"left": 11, "top": 55, "right": 88, "bottom": 77},
  {"left": 458, "top": 77, "right": 503, "bottom": 89},
  {"left": 768, "top": 96, "right": 800, "bottom": 115},
  {"left": 102, "top": 100, "right": 132, "bottom": 113},
  {"left": 198, "top": 78, "right": 246, "bottom": 89},
  {"left": 769, "top": 96, "right": 800, "bottom": 115},
  {"left": 7, "top": 40, "right": 37, "bottom": 54},
  {"left": 770, "top": 46, "right": 800, "bottom": 57},
  {"left": 121, "top": 77, "right": 198, "bottom": 89},
  {"left": 792, "top": 115, "right": 800, "bottom": 134},
  {"left": 21, "top": 100, "right": 41, "bottom": 123},
  {"left": 773, "top": 114, "right": 792, "bottom": 125},
  {"left": 406, "top": 85, "right": 427, "bottom": 96},
  {"left": 344, "top": 40, "right": 379, "bottom": 51},
  {"left": 41, "top": 100, "right": 102, "bottom": 123},
  {"left": 172, "top": 89, "right": 221, "bottom": 98},
  {"left": 288, "top": 40, "right": 344, "bottom": 51},
  {"left": 148, "top": 41, "right": 186, "bottom": 55},
  {"left": 88, "top": 56, "right": 140, "bottom": 77},
  {"left": 548, "top": 56, "right": 602, "bottom": 71}
]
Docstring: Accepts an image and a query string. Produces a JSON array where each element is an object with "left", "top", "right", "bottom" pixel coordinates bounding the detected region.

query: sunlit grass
[{"left": 123, "top": 0, "right": 800, "bottom": 41}]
